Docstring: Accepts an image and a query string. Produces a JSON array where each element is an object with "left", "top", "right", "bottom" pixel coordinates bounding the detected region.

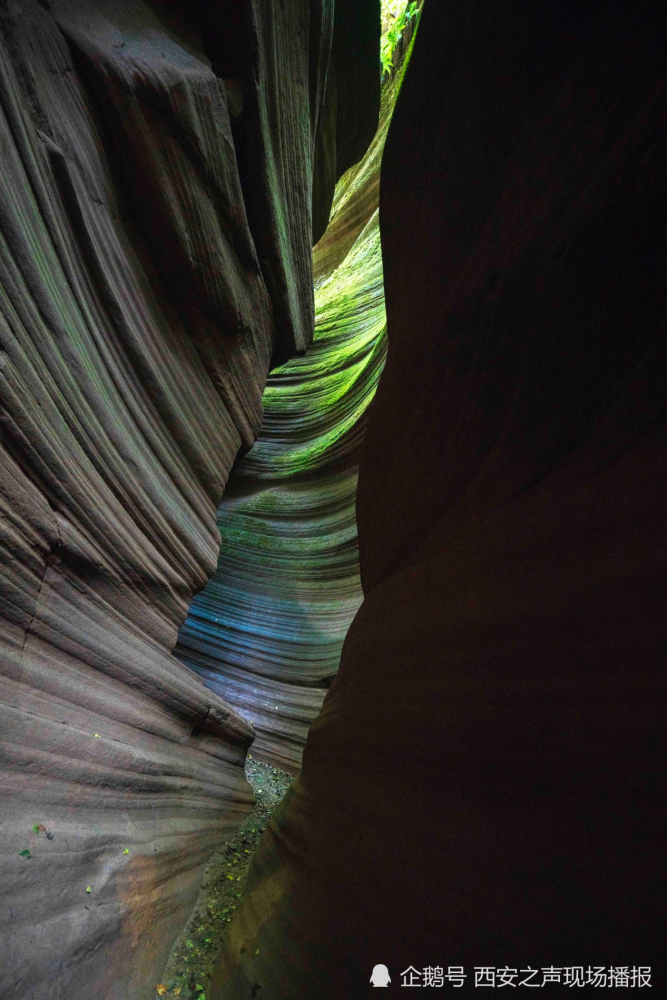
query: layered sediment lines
[
  {"left": 175, "top": 51, "right": 413, "bottom": 771},
  {"left": 0, "top": 2, "right": 378, "bottom": 997},
  {"left": 210, "top": 2, "right": 667, "bottom": 997},
  {"left": 175, "top": 111, "right": 392, "bottom": 770}
]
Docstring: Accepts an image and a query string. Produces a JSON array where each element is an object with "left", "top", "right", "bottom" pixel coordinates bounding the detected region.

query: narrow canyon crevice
[
  {"left": 208, "top": 1, "right": 667, "bottom": 997},
  {"left": 1, "top": 1, "right": 665, "bottom": 999},
  {"left": 172, "top": 30, "right": 415, "bottom": 773}
]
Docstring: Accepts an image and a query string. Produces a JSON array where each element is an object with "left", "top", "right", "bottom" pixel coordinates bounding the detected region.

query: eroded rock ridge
[{"left": 0, "top": 2, "right": 379, "bottom": 997}]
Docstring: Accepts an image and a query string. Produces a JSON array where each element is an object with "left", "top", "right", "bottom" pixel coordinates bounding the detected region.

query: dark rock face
[
  {"left": 0, "top": 1, "right": 378, "bottom": 997},
  {"left": 210, "top": 2, "right": 666, "bottom": 997}
]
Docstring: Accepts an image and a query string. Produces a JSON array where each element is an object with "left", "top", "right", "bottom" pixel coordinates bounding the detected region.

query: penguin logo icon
[{"left": 370, "top": 964, "right": 391, "bottom": 987}]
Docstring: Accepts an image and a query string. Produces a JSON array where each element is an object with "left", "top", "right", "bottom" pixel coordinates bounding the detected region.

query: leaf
[
  {"left": 93, "top": 733, "right": 101, "bottom": 738},
  {"left": 196, "top": 986, "right": 204, "bottom": 992},
  {"left": 33, "top": 824, "right": 40, "bottom": 833},
  {"left": 19, "top": 849, "right": 31, "bottom": 858},
  {"left": 86, "top": 886, "right": 91, "bottom": 893},
  {"left": 155, "top": 986, "right": 168, "bottom": 997},
  {"left": 123, "top": 848, "right": 129, "bottom": 855}
]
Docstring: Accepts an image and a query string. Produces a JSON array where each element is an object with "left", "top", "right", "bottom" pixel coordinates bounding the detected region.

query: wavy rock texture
[
  {"left": 0, "top": 1, "right": 378, "bottom": 998},
  {"left": 174, "top": 58, "right": 416, "bottom": 772},
  {"left": 210, "top": 2, "right": 667, "bottom": 997}
]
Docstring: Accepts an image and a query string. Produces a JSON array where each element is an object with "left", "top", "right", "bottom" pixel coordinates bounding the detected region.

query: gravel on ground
[{"left": 156, "top": 757, "right": 294, "bottom": 999}]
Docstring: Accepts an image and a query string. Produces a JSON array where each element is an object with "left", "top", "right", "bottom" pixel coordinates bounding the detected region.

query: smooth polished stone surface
[
  {"left": 175, "top": 57, "right": 407, "bottom": 771},
  {"left": 0, "top": 1, "right": 378, "bottom": 996},
  {"left": 210, "top": 2, "right": 667, "bottom": 996}
]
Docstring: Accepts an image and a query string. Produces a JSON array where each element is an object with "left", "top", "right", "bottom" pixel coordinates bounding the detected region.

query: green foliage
[{"left": 381, "top": 1, "right": 419, "bottom": 78}]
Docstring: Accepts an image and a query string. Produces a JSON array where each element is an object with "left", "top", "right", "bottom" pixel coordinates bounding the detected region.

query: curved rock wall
[
  {"left": 174, "top": 53, "right": 414, "bottom": 772},
  {"left": 0, "top": 1, "right": 378, "bottom": 997},
  {"left": 210, "top": 1, "right": 667, "bottom": 996}
]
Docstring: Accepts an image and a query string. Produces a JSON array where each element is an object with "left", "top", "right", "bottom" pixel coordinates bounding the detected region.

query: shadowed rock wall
[
  {"left": 210, "top": 1, "right": 667, "bottom": 996},
  {"left": 173, "top": 57, "right": 414, "bottom": 772},
  {"left": 0, "top": 1, "right": 378, "bottom": 997}
]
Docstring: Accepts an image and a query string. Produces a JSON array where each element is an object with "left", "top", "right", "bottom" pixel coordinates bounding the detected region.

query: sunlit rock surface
[
  {"left": 210, "top": 2, "right": 667, "bottom": 997},
  {"left": 0, "top": 1, "right": 378, "bottom": 997},
  {"left": 174, "top": 59, "right": 413, "bottom": 772}
]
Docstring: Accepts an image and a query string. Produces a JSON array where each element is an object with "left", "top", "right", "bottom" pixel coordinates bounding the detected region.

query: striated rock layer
[
  {"left": 0, "top": 2, "right": 379, "bottom": 998},
  {"left": 174, "top": 58, "right": 412, "bottom": 772},
  {"left": 210, "top": 2, "right": 667, "bottom": 997}
]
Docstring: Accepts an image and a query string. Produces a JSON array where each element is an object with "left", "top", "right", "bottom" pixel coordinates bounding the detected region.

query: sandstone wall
[
  {"left": 173, "top": 57, "right": 412, "bottom": 772},
  {"left": 210, "top": 2, "right": 667, "bottom": 995},
  {"left": 0, "top": 2, "right": 379, "bottom": 997}
]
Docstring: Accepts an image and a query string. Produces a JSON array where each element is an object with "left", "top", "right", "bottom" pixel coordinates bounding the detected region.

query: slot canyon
[{"left": 0, "top": 1, "right": 664, "bottom": 998}]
